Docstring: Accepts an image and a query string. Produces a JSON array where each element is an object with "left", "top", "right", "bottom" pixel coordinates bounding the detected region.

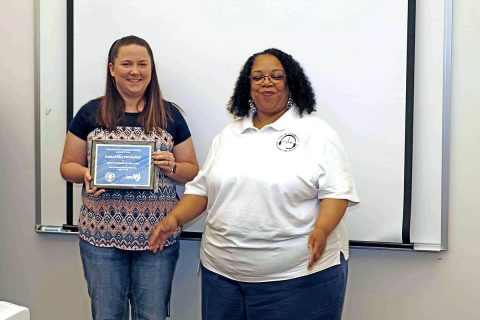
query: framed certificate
[{"left": 90, "top": 140, "right": 156, "bottom": 190}]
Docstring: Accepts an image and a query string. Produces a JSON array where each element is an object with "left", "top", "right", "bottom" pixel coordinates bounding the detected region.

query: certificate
[{"left": 90, "top": 140, "right": 156, "bottom": 190}]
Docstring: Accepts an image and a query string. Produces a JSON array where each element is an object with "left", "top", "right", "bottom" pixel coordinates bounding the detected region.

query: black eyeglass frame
[{"left": 249, "top": 71, "right": 286, "bottom": 85}]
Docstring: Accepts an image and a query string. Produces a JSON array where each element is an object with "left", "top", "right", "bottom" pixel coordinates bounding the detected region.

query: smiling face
[
  {"left": 108, "top": 44, "right": 152, "bottom": 102},
  {"left": 250, "top": 54, "right": 289, "bottom": 119}
]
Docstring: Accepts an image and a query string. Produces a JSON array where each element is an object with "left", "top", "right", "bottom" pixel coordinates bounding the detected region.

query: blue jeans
[
  {"left": 202, "top": 253, "right": 348, "bottom": 320},
  {"left": 79, "top": 239, "right": 179, "bottom": 320}
]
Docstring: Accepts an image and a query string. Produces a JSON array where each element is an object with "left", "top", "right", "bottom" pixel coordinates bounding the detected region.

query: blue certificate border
[{"left": 90, "top": 139, "right": 156, "bottom": 190}]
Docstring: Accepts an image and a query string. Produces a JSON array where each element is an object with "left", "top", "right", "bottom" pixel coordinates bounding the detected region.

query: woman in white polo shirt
[{"left": 150, "top": 48, "right": 359, "bottom": 320}]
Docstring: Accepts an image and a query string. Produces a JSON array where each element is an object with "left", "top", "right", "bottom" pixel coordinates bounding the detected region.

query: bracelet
[{"left": 170, "top": 163, "right": 177, "bottom": 174}]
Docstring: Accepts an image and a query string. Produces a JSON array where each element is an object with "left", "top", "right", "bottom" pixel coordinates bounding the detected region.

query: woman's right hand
[
  {"left": 84, "top": 169, "right": 105, "bottom": 197},
  {"left": 149, "top": 214, "right": 179, "bottom": 253}
]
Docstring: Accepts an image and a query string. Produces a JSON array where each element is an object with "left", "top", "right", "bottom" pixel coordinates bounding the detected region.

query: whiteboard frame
[{"left": 34, "top": 0, "right": 451, "bottom": 252}]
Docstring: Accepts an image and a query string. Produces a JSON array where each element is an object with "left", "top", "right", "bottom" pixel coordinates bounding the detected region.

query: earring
[
  {"left": 286, "top": 97, "right": 294, "bottom": 110},
  {"left": 248, "top": 99, "right": 257, "bottom": 116}
]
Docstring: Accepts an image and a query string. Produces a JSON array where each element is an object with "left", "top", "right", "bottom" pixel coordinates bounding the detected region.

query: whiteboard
[{"left": 37, "top": 0, "right": 450, "bottom": 251}]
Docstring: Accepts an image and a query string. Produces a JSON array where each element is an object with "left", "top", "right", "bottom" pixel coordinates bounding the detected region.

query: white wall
[{"left": 0, "top": 1, "right": 479, "bottom": 319}]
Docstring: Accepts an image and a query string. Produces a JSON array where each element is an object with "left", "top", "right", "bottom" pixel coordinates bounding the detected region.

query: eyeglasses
[{"left": 250, "top": 71, "right": 286, "bottom": 85}]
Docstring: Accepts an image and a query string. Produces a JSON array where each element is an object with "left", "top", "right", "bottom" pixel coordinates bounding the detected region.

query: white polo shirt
[{"left": 185, "top": 107, "right": 359, "bottom": 282}]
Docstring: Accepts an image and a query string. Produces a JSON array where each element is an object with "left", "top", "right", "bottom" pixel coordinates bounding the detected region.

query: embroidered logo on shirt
[{"left": 277, "top": 133, "right": 299, "bottom": 152}]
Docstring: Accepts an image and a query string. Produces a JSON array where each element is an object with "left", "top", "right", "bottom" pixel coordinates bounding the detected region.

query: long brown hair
[{"left": 97, "top": 35, "right": 168, "bottom": 132}]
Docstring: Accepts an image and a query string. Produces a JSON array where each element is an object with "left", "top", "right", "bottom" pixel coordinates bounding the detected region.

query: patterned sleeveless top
[{"left": 69, "top": 99, "right": 191, "bottom": 250}]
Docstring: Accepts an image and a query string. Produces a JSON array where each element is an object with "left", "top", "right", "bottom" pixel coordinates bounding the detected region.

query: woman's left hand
[
  {"left": 152, "top": 151, "right": 176, "bottom": 174},
  {"left": 307, "top": 227, "right": 329, "bottom": 270},
  {"left": 307, "top": 199, "right": 348, "bottom": 270}
]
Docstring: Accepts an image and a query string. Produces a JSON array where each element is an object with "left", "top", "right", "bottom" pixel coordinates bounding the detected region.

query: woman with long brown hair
[{"left": 60, "top": 35, "right": 198, "bottom": 319}]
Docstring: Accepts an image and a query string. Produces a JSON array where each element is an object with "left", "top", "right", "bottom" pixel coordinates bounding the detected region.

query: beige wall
[
  {"left": 344, "top": 1, "right": 480, "bottom": 319},
  {"left": 0, "top": 1, "right": 91, "bottom": 318},
  {"left": 0, "top": 0, "right": 479, "bottom": 319}
]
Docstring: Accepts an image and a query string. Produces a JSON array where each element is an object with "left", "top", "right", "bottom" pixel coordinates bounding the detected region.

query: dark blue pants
[{"left": 201, "top": 253, "right": 348, "bottom": 320}]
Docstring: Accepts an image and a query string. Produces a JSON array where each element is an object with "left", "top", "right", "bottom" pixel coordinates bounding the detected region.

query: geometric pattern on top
[{"left": 78, "top": 126, "right": 180, "bottom": 250}]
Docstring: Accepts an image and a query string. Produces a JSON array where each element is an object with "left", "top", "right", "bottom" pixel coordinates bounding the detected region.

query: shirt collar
[{"left": 239, "top": 107, "right": 299, "bottom": 133}]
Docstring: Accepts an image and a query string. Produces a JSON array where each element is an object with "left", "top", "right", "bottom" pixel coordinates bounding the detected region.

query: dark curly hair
[{"left": 227, "top": 48, "right": 316, "bottom": 117}]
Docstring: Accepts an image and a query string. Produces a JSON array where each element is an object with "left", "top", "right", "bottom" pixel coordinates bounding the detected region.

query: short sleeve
[
  {"left": 184, "top": 134, "right": 219, "bottom": 196},
  {"left": 68, "top": 99, "right": 100, "bottom": 140},
  {"left": 167, "top": 102, "right": 191, "bottom": 146},
  {"left": 317, "top": 134, "right": 359, "bottom": 206}
]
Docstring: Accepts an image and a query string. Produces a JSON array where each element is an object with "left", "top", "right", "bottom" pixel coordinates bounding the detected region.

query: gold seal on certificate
[{"left": 90, "top": 140, "right": 156, "bottom": 190}]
